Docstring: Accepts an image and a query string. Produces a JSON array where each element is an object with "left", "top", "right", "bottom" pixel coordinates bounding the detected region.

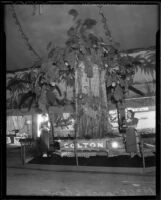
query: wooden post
[
  {"left": 20, "top": 142, "right": 23, "bottom": 163},
  {"left": 21, "top": 142, "right": 26, "bottom": 165},
  {"left": 32, "top": 114, "right": 38, "bottom": 140},
  {"left": 74, "top": 60, "right": 79, "bottom": 166},
  {"left": 140, "top": 140, "right": 145, "bottom": 169},
  {"left": 21, "top": 142, "right": 24, "bottom": 165},
  {"left": 74, "top": 138, "right": 78, "bottom": 166},
  {"left": 23, "top": 144, "right": 26, "bottom": 165}
]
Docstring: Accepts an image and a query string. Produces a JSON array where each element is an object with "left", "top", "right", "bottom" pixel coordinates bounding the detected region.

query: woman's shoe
[
  {"left": 130, "top": 152, "right": 135, "bottom": 158},
  {"left": 136, "top": 152, "right": 142, "bottom": 157},
  {"left": 42, "top": 153, "right": 47, "bottom": 157}
]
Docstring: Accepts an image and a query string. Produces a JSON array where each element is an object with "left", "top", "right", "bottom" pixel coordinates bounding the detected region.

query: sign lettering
[
  {"left": 60, "top": 140, "right": 106, "bottom": 151},
  {"left": 83, "top": 143, "right": 89, "bottom": 148},
  {"left": 64, "top": 143, "right": 69, "bottom": 148},
  {"left": 97, "top": 143, "right": 104, "bottom": 148}
]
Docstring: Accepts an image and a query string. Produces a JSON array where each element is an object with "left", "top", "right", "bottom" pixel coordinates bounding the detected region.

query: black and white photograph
[{"left": 4, "top": 3, "right": 158, "bottom": 197}]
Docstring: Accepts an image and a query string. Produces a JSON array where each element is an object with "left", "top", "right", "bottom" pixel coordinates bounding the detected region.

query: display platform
[{"left": 28, "top": 154, "right": 155, "bottom": 168}]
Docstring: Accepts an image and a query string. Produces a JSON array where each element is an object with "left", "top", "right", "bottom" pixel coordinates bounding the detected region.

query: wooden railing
[{"left": 19, "top": 138, "right": 36, "bottom": 165}]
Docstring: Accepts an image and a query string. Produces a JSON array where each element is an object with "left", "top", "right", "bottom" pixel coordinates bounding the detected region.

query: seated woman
[{"left": 126, "top": 110, "right": 140, "bottom": 158}]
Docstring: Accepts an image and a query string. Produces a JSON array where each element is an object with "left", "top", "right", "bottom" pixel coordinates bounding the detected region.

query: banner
[{"left": 59, "top": 139, "right": 107, "bottom": 152}]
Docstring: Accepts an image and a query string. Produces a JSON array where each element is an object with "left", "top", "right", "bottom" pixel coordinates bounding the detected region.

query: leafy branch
[{"left": 97, "top": 5, "right": 112, "bottom": 43}]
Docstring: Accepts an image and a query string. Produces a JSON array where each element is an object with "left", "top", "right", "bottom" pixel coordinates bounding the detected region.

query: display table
[
  {"left": 6, "top": 135, "right": 16, "bottom": 144},
  {"left": 6, "top": 135, "right": 32, "bottom": 145},
  {"left": 19, "top": 138, "right": 35, "bottom": 165},
  {"left": 14, "top": 137, "right": 23, "bottom": 145},
  {"left": 19, "top": 138, "right": 35, "bottom": 145}
]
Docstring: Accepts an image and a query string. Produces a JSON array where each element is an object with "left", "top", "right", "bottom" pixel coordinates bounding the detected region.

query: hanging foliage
[
  {"left": 98, "top": 5, "right": 112, "bottom": 43},
  {"left": 68, "top": 9, "right": 79, "bottom": 20}
]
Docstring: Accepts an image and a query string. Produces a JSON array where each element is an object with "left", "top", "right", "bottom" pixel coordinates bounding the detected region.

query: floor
[
  {"left": 6, "top": 144, "right": 156, "bottom": 196},
  {"left": 7, "top": 167, "right": 155, "bottom": 196}
]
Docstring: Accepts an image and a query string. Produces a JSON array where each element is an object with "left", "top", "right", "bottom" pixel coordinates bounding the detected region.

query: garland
[{"left": 10, "top": 5, "right": 41, "bottom": 60}]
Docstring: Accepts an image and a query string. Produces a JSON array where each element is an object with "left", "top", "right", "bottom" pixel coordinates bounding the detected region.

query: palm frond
[
  {"left": 129, "top": 86, "right": 145, "bottom": 96},
  {"left": 7, "top": 78, "right": 30, "bottom": 90},
  {"left": 54, "top": 85, "right": 62, "bottom": 96},
  {"left": 27, "top": 96, "right": 35, "bottom": 111},
  {"left": 18, "top": 91, "right": 36, "bottom": 109},
  {"left": 21, "top": 71, "right": 37, "bottom": 83},
  {"left": 131, "top": 53, "right": 155, "bottom": 77},
  {"left": 20, "top": 71, "right": 28, "bottom": 80}
]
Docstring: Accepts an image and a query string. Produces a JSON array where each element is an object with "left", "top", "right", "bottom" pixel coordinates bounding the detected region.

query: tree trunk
[
  {"left": 74, "top": 67, "right": 79, "bottom": 166},
  {"left": 47, "top": 108, "right": 55, "bottom": 143},
  {"left": 65, "top": 82, "right": 68, "bottom": 99},
  {"left": 116, "top": 100, "right": 126, "bottom": 132},
  {"left": 32, "top": 114, "right": 37, "bottom": 139},
  {"left": 75, "top": 61, "right": 111, "bottom": 138}
]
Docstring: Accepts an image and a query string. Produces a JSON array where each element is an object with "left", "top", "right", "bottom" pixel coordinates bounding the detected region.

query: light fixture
[{"left": 111, "top": 141, "right": 119, "bottom": 149}]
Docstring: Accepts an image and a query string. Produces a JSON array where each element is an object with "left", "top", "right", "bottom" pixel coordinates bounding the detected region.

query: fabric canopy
[{"left": 5, "top": 4, "right": 158, "bottom": 71}]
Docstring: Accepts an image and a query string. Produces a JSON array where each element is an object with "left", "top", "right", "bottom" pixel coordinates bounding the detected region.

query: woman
[
  {"left": 39, "top": 114, "right": 50, "bottom": 157},
  {"left": 126, "top": 110, "right": 138, "bottom": 128},
  {"left": 126, "top": 110, "right": 140, "bottom": 158}
]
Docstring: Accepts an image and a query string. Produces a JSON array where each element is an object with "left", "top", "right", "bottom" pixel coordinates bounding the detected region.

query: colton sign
[
  {"left": 64, "top": 142, "right": 104, "bottom": 149},
  {"left": 58, "top": 138, "right": 127, "bottom": 157},
  {"left": 59, "top": 139, "right": 107, "bottom": 151}
]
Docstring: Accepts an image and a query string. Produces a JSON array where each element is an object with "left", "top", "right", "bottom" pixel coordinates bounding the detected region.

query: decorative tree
[
  {"left": 44, "top": 7, "right": 146, "bottom": 138},
  {"left": 7, "top": 6, "right": 152, "bottom": 157}
]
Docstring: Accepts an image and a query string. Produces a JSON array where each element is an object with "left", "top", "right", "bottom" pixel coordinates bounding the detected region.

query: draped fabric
[
  {"left": 7, "top": 117, "right": 14, "bottom": 134},
  {"left": 12, "top": 116, "right": 26, "bottom": 130},
  {"left": 7, "top": 115, "right": 31, "bottom": 135}
]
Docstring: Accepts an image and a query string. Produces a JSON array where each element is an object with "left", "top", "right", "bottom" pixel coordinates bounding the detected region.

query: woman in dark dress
[
  {"left": 126, "top": 110, "right": 138, "bottom": 128},
  {"left": 39, "top": 114, "right": 50, "bottom": 157},
  {"left": 126, "top": 110, "right": 140, "bottom": 157}
]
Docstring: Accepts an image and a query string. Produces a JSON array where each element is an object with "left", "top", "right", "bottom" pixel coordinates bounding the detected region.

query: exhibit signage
[
  {"left": 59, "top": 138, "right": 126, "bottom": 157},
  {"left": 59, "top": 139, "right": 107, "bottom": 151}
]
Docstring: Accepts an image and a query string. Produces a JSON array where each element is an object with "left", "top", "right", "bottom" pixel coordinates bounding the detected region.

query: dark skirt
[
  {"left": 125, "top": 127, "right": 137, "bottom": 153},
  {"left": 39, "top": 129, "right": 50, "bottom": 153}
]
